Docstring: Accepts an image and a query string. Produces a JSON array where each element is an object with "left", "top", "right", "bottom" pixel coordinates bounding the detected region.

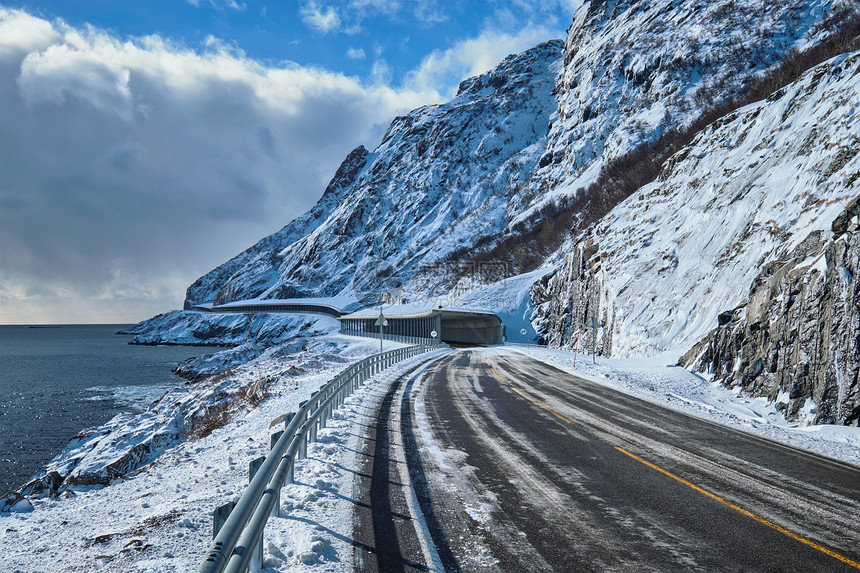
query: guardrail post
[
  {"left": 300, "top": 425, "right": 308, "bottom": 459},
  {"left": 250, "top": 539, "right": 263, "bottom": 573},
  {"left": 270, "top": 431, "right": 283, "bottom": 450},
  {"left": 249, "top": 457, "right": 265, "bottom": 483},
  {"left": 286, "top": 455, "right": 295, "bottom": 485},
  {"left": 247, "top": 457, "right": 266, "bottom": 570},
  {"left": 267, "top": 432, "right": 284, "bottom": 518},
  {"left": 213, "top": 501, "right": 236, "bottom": 539}
]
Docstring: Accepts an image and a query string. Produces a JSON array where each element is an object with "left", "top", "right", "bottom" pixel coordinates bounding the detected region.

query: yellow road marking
[
  {"left": 484, "top": 359, "right": 576, "bottom": 426},
  {"left": 484, "top": 357, "right": 858, "bottom": 569},
  {"left": 614, "top": 446, "right": 860, "bottom": 570},
  {"left": 484, "top": 357, "right": 859, "bottom": 569}
]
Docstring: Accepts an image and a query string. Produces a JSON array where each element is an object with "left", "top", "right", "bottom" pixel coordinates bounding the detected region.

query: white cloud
[
  {"left": 405, "top": 24, "right": 561, "bottom": 97},
  {"left": 300, "top": 2, "right": 342, "bottom": 34},
  {"left": 0, "top": 7, "right": 60, "bottom": 55},
  {"left": 185, "top": 0, "right": 247, "bottom": 11},
  {"left": 0, "top": 8, "right": 435, "bottom": 324},
  {"left": 559, "top": 0, "right": 586, "bottom": 13},
  {"left": 19, "top": 42, "right": 135, "bottom": 121},
  {"left": 346, "top": 46, "right": 366, "bottom": 60},
  {"left": 349, "top": 0, "right": 401, "bottom": 15},
  {"left": 370, "top": 58, "right": 393, "bottom": 85},
  {"left": 413, "top": 0, "right": 448, "bottom": 24}
]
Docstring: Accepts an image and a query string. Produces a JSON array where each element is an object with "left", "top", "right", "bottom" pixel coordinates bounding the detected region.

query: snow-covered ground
[
  {"left": 507, "top": 345, "right": 860, "bottom": 467},
  {"left": 2, "top": 341, "right": 858, "bottom": 571},
  {"left": 0, "top": 334, "right": 445, "bottom": 572}
]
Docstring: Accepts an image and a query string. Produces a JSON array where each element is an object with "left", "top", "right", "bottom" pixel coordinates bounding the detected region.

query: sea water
[{"left": 0, "top": 325, "right": 205, "bottom": 495}]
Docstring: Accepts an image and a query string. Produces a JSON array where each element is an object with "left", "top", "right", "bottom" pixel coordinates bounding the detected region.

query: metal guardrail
[{"left": 197, "top": 343, "right": 440, "bottom": 573}]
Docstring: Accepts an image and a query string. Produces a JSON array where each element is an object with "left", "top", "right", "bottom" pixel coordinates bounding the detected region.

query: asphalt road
[{"left": 355, "top": 348, "right": 860, "bottom": 572}]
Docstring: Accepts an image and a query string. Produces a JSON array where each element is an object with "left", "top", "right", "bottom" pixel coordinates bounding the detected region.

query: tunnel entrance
[{"left": 338, "top": 305, "right": 504, "bottom": 346}]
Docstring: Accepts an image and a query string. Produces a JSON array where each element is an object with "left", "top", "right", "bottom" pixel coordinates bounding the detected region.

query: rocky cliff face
[
  {"left": 184, "top": 40, "right": 563, "bottom": 308},
  {"left": 532, "top": 50, "right": 860, "bottom": 359},
  {"left": 530, "top": 237, "right": 615, "bottom": 355},
  {"left": 526, "top": 0, "right": 852, "bottom": 213},
  {"left": 682, "top": 198, "right": 860, "bottom": 426}
]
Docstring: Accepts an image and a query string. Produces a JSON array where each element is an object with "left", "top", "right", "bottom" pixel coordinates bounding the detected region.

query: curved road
[{"left": 354, "top": 348, "right": 860, "bottom": 572}]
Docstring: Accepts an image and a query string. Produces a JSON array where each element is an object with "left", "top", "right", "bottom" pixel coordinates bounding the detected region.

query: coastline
[
  {"left": 0, "top": 325, "right": 205, "bottom": 497},
  {"left": 0, "top": 331, "right": 413, "bottom": 571}
]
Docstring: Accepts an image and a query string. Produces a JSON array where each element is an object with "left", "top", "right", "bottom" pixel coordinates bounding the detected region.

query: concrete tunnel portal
[{"left": 338, "top": 305, "right": 504, "bottom": 346}]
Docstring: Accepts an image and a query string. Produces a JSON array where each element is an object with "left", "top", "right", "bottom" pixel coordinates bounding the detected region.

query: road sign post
[{"left": 375, "top": 307, "right": 388, "bottom": 353}]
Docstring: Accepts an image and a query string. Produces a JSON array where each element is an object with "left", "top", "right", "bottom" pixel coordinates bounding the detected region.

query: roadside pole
[
  {"left": 588, "top": 316, "right": 597, "bottom": 364},
  {"left": 376, "top": 307, "right": 388, "bottom": 353}
]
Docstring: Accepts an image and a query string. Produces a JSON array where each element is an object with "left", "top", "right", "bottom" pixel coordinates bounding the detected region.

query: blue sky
[
  {"left": 5, "top": 0, "right": 577, "bottom": 92},
  {"left": 0, "top": 1, "right": 580, "bottom": 324}
]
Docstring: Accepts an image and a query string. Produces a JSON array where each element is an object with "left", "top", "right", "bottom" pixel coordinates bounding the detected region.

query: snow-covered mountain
[
  {"left": 135, "top": 0, "right": 859, "bottom": 424},
  {"left": 532, "top": 49, "right": 860, "bottom": 423},
  {"left": 183, "top": 0, "right": 851, "bottom": 312},
  {"left": 184, "top": 40, "right": 563, "bottom": 308},
  {"left": 527, "top": 0, "right": 852, "bottom": 215}
]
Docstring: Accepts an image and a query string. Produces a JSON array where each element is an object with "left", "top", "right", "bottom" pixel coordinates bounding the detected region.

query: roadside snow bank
[{"left": 509, "top": 345, "right": 860, "bottom": 467}]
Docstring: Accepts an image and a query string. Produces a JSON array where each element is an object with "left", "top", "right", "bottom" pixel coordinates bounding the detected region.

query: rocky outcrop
[
  {"left": 530, "top": 234, "right": 615, "bottom": 355},
  {"left": 682, "top": 198, "right": 860, "bottom": 426},
  {"left": 122, "top": 310, "right": 332, "bottom": 346}
]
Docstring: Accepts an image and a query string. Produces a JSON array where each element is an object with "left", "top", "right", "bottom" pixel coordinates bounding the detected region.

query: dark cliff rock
[
  {"left": 681, "top": 197, "right": 860, "bottom": 426},
  {"left": 530, "top": 231, "right": 615, "bottom": 355}
]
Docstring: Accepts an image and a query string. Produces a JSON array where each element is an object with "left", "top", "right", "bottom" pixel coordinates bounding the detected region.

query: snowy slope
[
  {"left": 184, "top": 41, "right": 564, "bottom": 308},
  {"left": 533, "top": 50, "right": 860, "bottom": 359},
  {"left": 526, "top": 0, "right": 854, "bottom": 218},
  {"left": 184, "top": 145, "right": 371, "bottom": 307},
  {"left": 5, "top": 324, "right": 402, "bottom": 498}
]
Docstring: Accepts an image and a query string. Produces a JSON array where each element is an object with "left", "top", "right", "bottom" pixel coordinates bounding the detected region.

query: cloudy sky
[{"left": 0, "top": 0, "right": 579, "bottom": 325}]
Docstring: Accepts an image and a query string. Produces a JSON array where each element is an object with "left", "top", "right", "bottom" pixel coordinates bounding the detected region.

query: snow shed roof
[
  {"left": 339, "top": 303, "right": 502, "bottom": 326},
  {"left": 208, "top": 298, "right": 349, "bottom": 317}
]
